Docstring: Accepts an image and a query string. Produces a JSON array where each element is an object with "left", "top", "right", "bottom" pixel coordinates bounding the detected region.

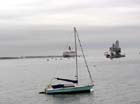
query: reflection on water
[{"left": 46, "top": 93, "right": 94, "bottom": 104}]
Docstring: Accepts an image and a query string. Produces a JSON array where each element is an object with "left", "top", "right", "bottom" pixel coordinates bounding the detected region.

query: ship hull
[
  {"left": 46, "top": 84, "right": 94, "bottom": 94},
  {"left": 63, "top": 51, "right": 76, "bottom": 57}
]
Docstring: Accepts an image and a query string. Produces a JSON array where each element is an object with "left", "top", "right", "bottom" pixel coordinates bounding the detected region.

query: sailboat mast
[{"left": 74, "top": 27, "right": 78, "bottom": 83}]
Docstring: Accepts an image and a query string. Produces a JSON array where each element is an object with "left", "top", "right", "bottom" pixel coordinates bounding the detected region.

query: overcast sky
[
  {"left": 0, "top": 0, "right": 140, "bottom": 56},
  {"left": 0, "top": 0, "right": 140, "bottom": 26}
]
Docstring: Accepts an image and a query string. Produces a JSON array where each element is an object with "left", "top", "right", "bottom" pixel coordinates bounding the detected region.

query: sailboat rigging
[{"left": 43, "top": 27, "right": 94, "bottom": 94}]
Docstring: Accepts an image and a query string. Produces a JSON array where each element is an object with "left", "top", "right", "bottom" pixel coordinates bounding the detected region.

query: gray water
[{"left": 0, "top": 49, "right": 140, "bottom": 104}]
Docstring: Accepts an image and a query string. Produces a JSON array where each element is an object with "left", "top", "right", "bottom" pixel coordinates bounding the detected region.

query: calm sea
[{"left": 0, "top": 49, "right": 140, "bottom": 104}]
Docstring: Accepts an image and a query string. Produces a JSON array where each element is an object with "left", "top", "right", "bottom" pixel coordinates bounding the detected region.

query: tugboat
[{"left": 104, "top": 40, "right": 125, "bottom": 59}]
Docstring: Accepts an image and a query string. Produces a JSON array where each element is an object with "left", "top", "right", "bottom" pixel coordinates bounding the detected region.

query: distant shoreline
[{"left": 0, "top": 56, "right": 63, "bottom": 60}]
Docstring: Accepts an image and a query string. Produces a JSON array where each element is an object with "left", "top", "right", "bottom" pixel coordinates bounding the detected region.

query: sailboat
[{"left": 44, "top": 27, "right": 94, "bottom": 94}]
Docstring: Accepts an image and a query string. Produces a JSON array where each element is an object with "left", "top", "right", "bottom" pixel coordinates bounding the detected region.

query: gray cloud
[{"left": 0, "top": 0, "right": 140, "bottom": 26}]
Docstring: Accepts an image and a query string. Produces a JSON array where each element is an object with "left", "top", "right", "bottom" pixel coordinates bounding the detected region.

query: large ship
[{"left": 104, "top": 40, "right": 125, "bottom": 59}]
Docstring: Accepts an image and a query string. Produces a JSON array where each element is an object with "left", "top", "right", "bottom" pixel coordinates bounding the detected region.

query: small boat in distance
[
  {"left": 104, "top": 40, "right": 125, "bottom": 59},
  {"left": 63, "top": 46, "right": 76, "bottom": 57},
  {"left": 43, "top": 27, "right": 94, "bottom": 94}
]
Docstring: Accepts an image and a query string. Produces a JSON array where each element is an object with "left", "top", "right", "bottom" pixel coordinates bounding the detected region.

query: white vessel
[{"left": 63, "top": 46, "right": 76, "bottom": 57}]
